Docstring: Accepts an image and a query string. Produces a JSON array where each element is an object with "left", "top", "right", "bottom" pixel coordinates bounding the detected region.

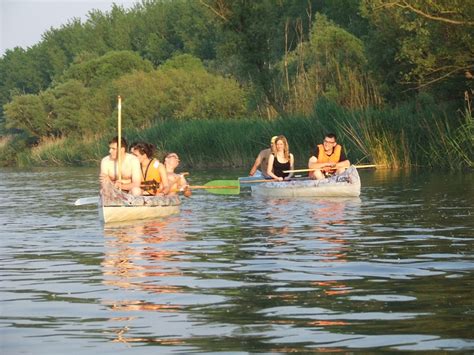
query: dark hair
[
  {"left": 130, "top": 141, "right": 156, "bottom": 158},
  {"left": 325, "top": 133, "right": 337, "bottom": 141},
  {"left": 110, "top": 136, "right": 128, "bottom": 150}
]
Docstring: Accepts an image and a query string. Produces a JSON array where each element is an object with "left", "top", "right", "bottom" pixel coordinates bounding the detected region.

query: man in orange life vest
[{"left": 308, "top": 133, "right": 350, "bottom": 180}]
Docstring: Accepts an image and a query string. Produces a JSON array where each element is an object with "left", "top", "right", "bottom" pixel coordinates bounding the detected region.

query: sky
[{"left": 1, "top": 0, "right": 138, "bottom": 56}]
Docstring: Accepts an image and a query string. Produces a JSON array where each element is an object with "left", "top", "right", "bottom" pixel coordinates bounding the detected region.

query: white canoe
[
  {"left": 251, "top": 165, "right": 361, "bottom": 198},
  {"left": 99, "top": 182, "right": 180, "bottom": 224}
]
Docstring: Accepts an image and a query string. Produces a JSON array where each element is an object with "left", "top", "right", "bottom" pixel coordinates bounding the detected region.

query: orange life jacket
[
  {"left": 317, "top": 144, "right": 342, "bottom": 174},
  {"left": 317, "top": 144, "right": 342, "bottom": 163},
  {"left": 142, "top": 158, "right": 162, "bottom": 194}
]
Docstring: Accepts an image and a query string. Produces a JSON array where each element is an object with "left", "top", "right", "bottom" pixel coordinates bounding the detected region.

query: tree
[
  {"left": 60, "top": 50, "right": 153, "bottom": 87},
  {"left": 361, "top": 0, "right": 474, "bottom": 99},
  {"left": 112, "top": 54, "right": 248, "bottom": 125},
  {"left": 284, "top": 14, "right": 381, "bottom": 112},
  {"left": 199, "top": 0, "right": 319, "bottom": 116},
  {"left": 4, "top": 94, "right": 51, "bottom": 138}
]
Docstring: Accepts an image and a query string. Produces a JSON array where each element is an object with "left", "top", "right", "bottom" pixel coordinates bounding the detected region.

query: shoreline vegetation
[
  {"left": 3, "top": 98, "right": 472, "bottom": 171},
  {"left": 0, "top": 1, "right": 473, "bottom": 170}
]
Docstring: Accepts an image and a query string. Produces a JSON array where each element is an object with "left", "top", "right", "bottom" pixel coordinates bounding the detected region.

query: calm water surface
[{"left": 0, "top": 167, "right": 473, "bottom": 354}]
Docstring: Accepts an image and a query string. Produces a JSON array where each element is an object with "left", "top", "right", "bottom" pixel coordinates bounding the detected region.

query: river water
[{"left": 0, "top": 167, "right": 473, "bottom": 354}]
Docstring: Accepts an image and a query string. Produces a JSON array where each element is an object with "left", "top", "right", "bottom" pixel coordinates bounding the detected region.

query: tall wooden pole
[{"left": 117, "top": 95, "right": 122, "bottom": 183}]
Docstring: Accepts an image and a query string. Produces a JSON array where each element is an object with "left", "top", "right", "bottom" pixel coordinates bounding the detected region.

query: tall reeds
[{"left": 7, "top": 98, "right": 472, "bottom": 171}]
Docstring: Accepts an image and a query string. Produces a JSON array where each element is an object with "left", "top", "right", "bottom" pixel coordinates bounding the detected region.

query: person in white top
[{"left": 100, "top": 136, "right": 142, "bottom": 196}]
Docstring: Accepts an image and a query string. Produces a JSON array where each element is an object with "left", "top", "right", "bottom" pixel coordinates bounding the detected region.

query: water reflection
[
  {"left": 101, "top": 218, "right": 188, "bottom": 346},
  {"left": 2, "top": 167, "right": 473, "bottom": 353},
  {"left": 102, "top": 217, "right": 187, "bottom": 305}
]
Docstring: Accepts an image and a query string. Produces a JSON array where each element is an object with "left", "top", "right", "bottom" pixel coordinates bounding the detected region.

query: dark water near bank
[{"left": 0, "top": 167, "right": 473, "bottom": 354}]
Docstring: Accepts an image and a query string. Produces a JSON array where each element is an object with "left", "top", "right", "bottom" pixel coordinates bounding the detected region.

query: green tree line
[{"left": 0, "top": 0, "right": 472, "bottom": 169}]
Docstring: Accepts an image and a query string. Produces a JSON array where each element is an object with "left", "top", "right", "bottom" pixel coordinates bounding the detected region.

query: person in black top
[{"left": 266, "top": 135, "right": 295, "bottom": 181}]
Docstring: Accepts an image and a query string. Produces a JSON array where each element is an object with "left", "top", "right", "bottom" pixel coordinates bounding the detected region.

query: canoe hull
[
  {"left": 100, "top": 204, "right": 180, "bottom": 224},
  {"left": 99, "top": 181, "right": 180, "bottom": 224},
  {"left": 251, "top": 165, "right": 361, "bottom": 198}
]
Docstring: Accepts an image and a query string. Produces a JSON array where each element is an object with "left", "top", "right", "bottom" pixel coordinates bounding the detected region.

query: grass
[{"left": 4, "top": 98, "right": 473, "bottom": 171}]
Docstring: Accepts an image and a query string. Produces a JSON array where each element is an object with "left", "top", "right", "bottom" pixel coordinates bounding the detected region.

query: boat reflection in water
[
  {"left": 306, "top": 197, "right": 360, "bottom": 330},
  {"left": 247, "top": 195, "right": 362, "bottom": 339},
  {"left": 101, "top": 217, "right": 189, "bottom": 346}
]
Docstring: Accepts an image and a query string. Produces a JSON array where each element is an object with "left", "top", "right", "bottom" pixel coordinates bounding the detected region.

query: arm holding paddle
[
  {"left": 249, "top": 150, "right": 264, "bottom": 176},
  {"left": 288, "top": 154, "right": 295, "bottom": 180},
  {"left": 110, "top": 154, "right": 142, "bottom": 195},
  {"left": 307, "top": 134, "right": 350, "bottom": 180},
  {"left": 164, "top": 153, "right": 191, "bottom": 197},
  {"left": 266, "top": 154, "right": 282, "bottom": 181},
  {"left": 155, "top": 163, "right": 171, "bottom": 195},
  {"left": 178, "top": 174, "right": 192, "bottom": 197},
  {"left": 307, "top": 155, "right": 350, "bottom": 179}
]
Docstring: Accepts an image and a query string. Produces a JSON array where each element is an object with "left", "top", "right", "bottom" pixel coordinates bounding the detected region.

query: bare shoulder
[
  {"left": 260, "top": 148, "right": 271, "bottom": 157},
  {"left": 126, "top": 153, "right": 139, "bottom": 162},
  {"left": 101, "top": 155, "right": 113, "bottom": 168}
]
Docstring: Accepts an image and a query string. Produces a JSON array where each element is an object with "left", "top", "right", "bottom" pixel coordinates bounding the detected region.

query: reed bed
[{"left": 8, "top": 99, "right": 473, "bottom": 170}]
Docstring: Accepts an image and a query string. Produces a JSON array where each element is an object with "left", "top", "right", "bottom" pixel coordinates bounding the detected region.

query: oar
[
  {"left": 74, "top": 180, "right": 241, "bottom": 205},
  {"left": 74, "top": 196, "right": 99, "bottom": 206},
  {"left": 193, "top": 180, "right": 240, "bottom": 195},
  {"left": 284, "top": 164, "right": 383, "bottom": 173},
  {"left": 117, "top": 96, "right": 122, "bottom": 183},
  {"left": 141, "top": 179, "right": 239, "bottom": 195},
  {"left": 207, "top": 176, "right": 310, "bottom": 193}
]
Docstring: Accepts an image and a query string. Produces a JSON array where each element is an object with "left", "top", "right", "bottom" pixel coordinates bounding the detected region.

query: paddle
[
  {"left": 74, "top": 196, "right": 99, "bottom": 206},
  {"left": 283, "top": 164, "right": 382, "bottom": 173},
  {"left": 117, "top": 96, "right": 122, "bottom": 183},
  {"left": 191, "top": 180, "right": 240, "bottom": 195},
  {"left": 74, "top": 180, "right": 241, "bottom": 205}
]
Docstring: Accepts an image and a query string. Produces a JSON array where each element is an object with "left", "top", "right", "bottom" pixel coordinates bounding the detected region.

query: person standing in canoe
[
  {"left": 164, "top": 152, "right": 192, "bottom": 198},
  {"left": 100, "top": 136, "right": 142, "bottom": 196},
  {"left": 130, "top": 142, "right": 170, "bottom": 195},
  {"left": 248, "top": 135, "right": 278, "bottom": 178},
  {"left": 308, "top": 133, "right": 350, "bottom": 180},
  {"left": 266, "top": 135, "right": 295, "bottom": 181}
]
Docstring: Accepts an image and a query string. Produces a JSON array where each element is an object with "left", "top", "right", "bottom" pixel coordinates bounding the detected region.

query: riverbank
[{"left": 1, "top": 99, "right": 472, "bottom": 170}]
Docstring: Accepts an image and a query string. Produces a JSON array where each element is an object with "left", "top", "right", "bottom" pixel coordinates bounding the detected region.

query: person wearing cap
[
  {"left": 248, "top": 136, "right": 278, "bottom": 178},
  {"left": 164, "top": 152, "right": 192, "bottom": 197},
  {"left": 308, "top": 133, "right": 350, "bottom": 180}
]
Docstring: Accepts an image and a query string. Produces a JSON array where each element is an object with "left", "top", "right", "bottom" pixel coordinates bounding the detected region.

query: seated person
[
  {"left": 308, "top": 133, "right": 350, "bottom": 180},
  {"left": 266, "top": 135, "right": 294, "bottom": 181},
  {"left": 100, "top": 136, "right": 142, "bottom": 196},
  {"left": 164, "top": 152, "right": 191, "bottom": 197},
  {"left": 130, "top": 141, "right": 170, "bottom": 195},
  {"left": 249, "top": 136, "right": 278, "bottom": 178}
]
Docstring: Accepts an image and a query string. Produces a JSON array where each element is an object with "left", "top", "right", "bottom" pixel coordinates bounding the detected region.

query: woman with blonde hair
[{"left": 266, "top": 135, "right": 294, "bottom": 181}]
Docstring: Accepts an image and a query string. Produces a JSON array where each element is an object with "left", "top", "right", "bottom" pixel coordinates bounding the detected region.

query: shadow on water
[{"left": 1, "top": 167, "right": 473, "bottom": 353}]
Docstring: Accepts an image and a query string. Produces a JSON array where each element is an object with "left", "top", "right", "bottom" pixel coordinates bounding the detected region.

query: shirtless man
[
  {"left": 100, "top": 136, "right": 142, "bottom": 196},
  {"left": 164, "top": 152, "right": 192, "bottom": 197},
  {"left": 248, "top": 135, "right": 278, "bottom": 178}
]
